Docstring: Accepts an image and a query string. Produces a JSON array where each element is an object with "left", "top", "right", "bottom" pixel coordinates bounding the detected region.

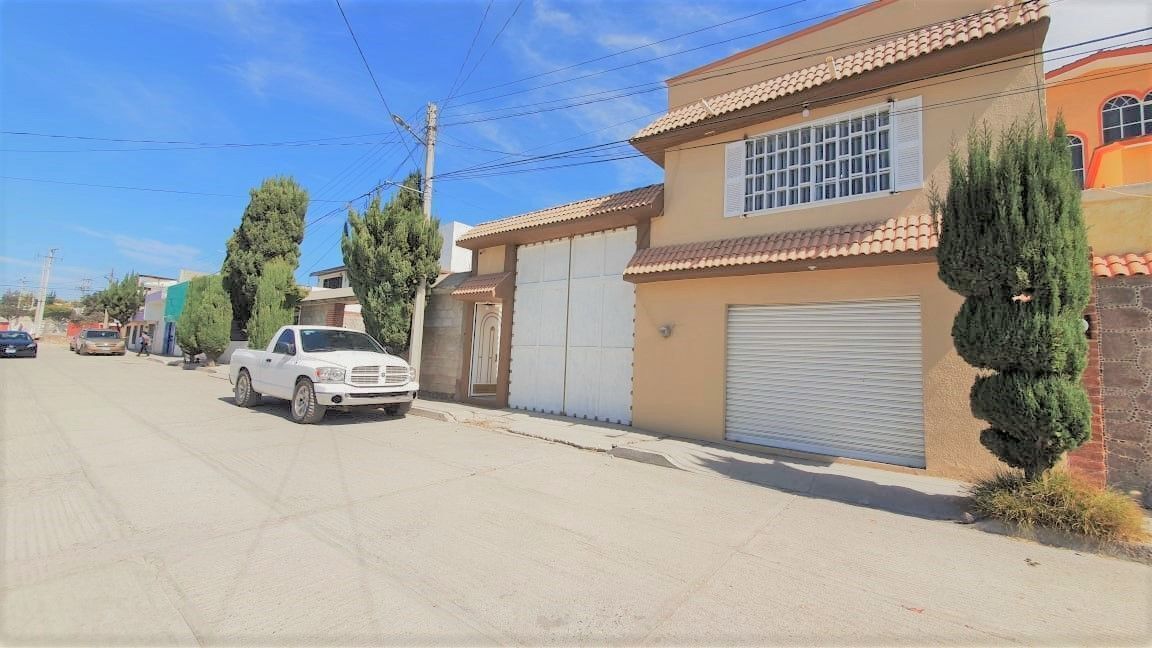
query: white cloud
[
  {"left": 0, "top": 256, "right": 40, "bottom": 269},
  {"left": 72, "top": 226, "right": 201, "bottom": 269},
  {"left": 1045, "top": 0, "right": 1152, "bottom": 70}
]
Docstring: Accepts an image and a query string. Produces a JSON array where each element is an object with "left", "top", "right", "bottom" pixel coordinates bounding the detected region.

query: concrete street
[{"left": 2, "top": 346, "right": 1150, "bottom": 646}]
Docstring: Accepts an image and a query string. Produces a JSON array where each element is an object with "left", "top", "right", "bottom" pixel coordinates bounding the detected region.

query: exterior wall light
[{"left": 658, "top": 324, "right": 674, "bottom": 338}]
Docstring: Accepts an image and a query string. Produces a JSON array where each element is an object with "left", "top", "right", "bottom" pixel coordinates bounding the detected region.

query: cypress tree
[
  {"left": 221, "top": 176, "right": 309, "bottom": 334},
  {"left": 176, "top": 275, "right": 233, "bottom": 365},
  {"left": 175, "top": 276, "right": 206, "bottom": 358},
  {"left": 91, "top": 273, "right": 146, "bottom": 327},
  {"left": 247, "top": 260, "right": 300, "bottom": 350},
  {"left": 935, "top": 119, "right": 1091, "bottom": 479},
  {"left": 341, "top": 172, "right": 442, "bottom": 351}
]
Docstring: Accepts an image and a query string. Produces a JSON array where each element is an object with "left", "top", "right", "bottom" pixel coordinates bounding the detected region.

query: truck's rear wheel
[
  {"left": 384, "top": 402, "right": 413, "bottom": 417},
  {"left": 290, "top": 379, "right": 326, "bottom": 424},
  {"left": 234, "top": 369, "right": 261, "bottom": 408}
]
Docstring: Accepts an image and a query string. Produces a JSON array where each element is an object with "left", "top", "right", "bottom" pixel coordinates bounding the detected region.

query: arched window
[
  {"left": 1102, "top": 95, "right": 1142, "bottom": 143},
  {"left": 1066, "top": 135, "right": 1084, "bottom": 188},
  {"left": 1145, "top": 91, "right": 1152, "bottom": 135}
]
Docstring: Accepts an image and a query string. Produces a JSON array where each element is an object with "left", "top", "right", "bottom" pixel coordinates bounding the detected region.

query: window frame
[
  {"left": 739, "top": 101, "right": 896, "bottom": 217},
  {"left": 1066, "top": 134, "right": 1085, "bottom": 188},
  {"left": 321, "top": 275, "right": 343, "bottom": 289},
  {"left": 1101, "top": 94, "right": 1145, "bottom": 144},
  {"left": 272, "top": 329, "right": 296, "bottom": 355}
]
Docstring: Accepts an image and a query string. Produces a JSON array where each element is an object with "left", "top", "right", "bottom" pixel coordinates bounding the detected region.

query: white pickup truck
[{"left": 228, "top": 325, "right": 417, "bottom": 424}]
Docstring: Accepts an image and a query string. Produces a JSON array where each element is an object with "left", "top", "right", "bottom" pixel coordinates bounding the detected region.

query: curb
[
  {"left": 409, "top": 406, "right": 456, "bottom": 423},
  {"left": 608, "top": 446, "right": 684, "bottom": 470},
  {"left": 974, "top": 519, "right": 1152, "bottom": 566}
]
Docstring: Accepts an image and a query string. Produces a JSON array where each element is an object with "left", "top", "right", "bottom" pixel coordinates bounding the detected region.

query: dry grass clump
[{"left": 970, "top": 470, "right": 1148, "bottom": 544}]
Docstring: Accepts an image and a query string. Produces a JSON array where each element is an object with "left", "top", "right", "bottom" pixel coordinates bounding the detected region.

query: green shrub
[
  {"left": 247, "top": 260, "right": 299, "bottom": 350},
  {"left": 970, "top": 471, "right": 1148, "bottom": 544},
  {"left": 935, "top": 120, "right": 1091, "bottom": 479}
]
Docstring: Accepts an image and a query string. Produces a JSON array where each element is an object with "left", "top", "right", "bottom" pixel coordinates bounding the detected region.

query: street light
[{"left": 391, "top": 114, "right": 425, "bottom": 145}]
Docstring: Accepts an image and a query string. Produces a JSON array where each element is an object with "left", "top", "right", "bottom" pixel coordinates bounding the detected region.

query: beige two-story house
[
  {"left": 623, "top": 0, "right": 1049, "bottom": 479},
  {"left": 453, "top": 0, "right": 1058, "bottom": 481}
]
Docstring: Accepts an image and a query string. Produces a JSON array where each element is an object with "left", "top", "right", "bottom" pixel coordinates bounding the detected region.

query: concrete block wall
[
  {"left": 420, "top": 291, "right": 466, "bottom": 399},
  {"left": 1096, "top": 275, "right": 1152, "bottom": 498}
]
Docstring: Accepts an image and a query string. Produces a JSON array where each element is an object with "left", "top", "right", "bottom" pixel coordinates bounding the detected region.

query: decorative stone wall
[
  {"left": 1067, "top": 283, "right": 1106, "bottom": 487},
  {"left": 1096, "top": 275, "right": 1152, "bottom": 498}
]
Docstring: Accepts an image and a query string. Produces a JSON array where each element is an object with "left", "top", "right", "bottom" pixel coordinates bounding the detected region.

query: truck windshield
[{"left": 298, "top": 329, "right": 385, "bottom": 354}]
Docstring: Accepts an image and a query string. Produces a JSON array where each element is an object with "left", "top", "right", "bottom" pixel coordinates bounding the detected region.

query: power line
[
  {"left": 334, "top": 0, "right": 421, "bottom": 170},
  {"left": 442, "top": 64, "right": 1152, "bottom": 179},
  {"left": 0, "top": 175, "right": 353, "bottom": 202},
  {"left": 446, "top": 0, "right": 811, "bottom": 104},
  {"left": 433, "top": 31, "right": 1150, "bottom": 180},
  {"left": 443, "top": 0, "right": 875, "bottom": 110},
  {"left": 440, "top": 0, "right": 1066, "bottom": 121},
  {"left": 441, "top": 0, "right": 494, "bottom": 105},
  {"left": 447, "top": 0, "right": 524, "bottom": 102},
  {"left": 0, "top": 129, "right": 391, "bottom": 147},
  {"left": 437, "top": 63, "right": 1152, "bottom": 182}
]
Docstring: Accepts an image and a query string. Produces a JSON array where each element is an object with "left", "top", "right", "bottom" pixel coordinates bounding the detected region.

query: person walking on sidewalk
[{"left": 138, "top": 331, "right": 151, "bottom": 357}]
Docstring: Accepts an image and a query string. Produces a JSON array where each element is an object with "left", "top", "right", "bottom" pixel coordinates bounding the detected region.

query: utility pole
[
  {"left": 78, "top": 278, "right": 92, "bottom": 296},
  {"left": 102, "top": 268, "right": 115, "bottom": 328},
  {"left": 16, "top": 277, "right": 29, "bottom": 312},
  {"left": 407, "top": 101, "right": 437, "bottom": 381},
  {"left": 32, "top": 249, "right": 58, "bottom": 338}
]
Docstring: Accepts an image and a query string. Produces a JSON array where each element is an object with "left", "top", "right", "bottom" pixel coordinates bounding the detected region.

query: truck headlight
[
  {"left": 314, "top": 367, "right": 346, "bottom": 383},
  {"left": 408, "top": 367, "right": 416, "bottom": 382}
]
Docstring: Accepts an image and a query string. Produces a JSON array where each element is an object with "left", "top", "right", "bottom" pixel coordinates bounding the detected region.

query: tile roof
[
  {"left": 458, "top": 184, "right": 663, "bottom": 242},
  {"left": 1092, "top": 253, "right": 1152, "bottom": 278},
  {"left": 450, "top": 272, "right": 513, "bottom": 298},
  {"left": 633, "top": 1, "right": 1047, "bottom": 140},
  {"left": 624, "top": 213, "right": 939, "bottom": 277}
]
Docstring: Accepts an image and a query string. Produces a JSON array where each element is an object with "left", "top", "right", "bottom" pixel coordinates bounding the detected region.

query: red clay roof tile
[
  {"left": 633, "top": 1, "right": 1047, "bottom": 141},
  {"left": 450, "top": 272, "right": 512, "bottom": 298},
  {"left": 1092, "top": 253, "right": 1152, "bottom": 278},
  {"left": 624, "top": 213, "right": 940, "bottom": 277},
  {"left": 458, "top": 185, "right": 662, "bottom": 243}
]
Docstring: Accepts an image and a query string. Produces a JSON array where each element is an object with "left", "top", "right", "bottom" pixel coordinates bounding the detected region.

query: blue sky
[{"left": 0, "top": 0, "right": 1142, "bottom": 299}]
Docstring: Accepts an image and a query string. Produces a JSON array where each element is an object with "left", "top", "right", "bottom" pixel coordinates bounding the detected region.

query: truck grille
[
  {"left": 383, "top": 365, "right": 410, "bottom": 387},
  {"left": 349, "top": 365, "right": 410, "bottom": 387},
  {"left": 350, "top": 366, "right": 380, "bottom": 385}
]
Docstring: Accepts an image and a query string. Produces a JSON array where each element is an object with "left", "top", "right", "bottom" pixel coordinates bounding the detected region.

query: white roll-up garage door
[
  {"left": 509, "top": 228, "right": 635, "bottom": 424},
  {"left": 725, "top": 298, "right": 925, "bottom": 467}
]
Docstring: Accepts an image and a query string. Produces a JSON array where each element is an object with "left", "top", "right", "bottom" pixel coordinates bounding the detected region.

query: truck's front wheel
[
  {"left": 290, "top": 378, "right": 327, "bottom": 424},
  {"left": 384, "top": 402, "right": 413, "bottom": 417},
  {"left": 234, "top": 369, "right": 261, "bottom": 408}
]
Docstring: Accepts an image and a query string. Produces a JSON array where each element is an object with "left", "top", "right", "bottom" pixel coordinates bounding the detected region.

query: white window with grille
[{"left": 724, "top": 97, "right": 922, "bottom": 218}]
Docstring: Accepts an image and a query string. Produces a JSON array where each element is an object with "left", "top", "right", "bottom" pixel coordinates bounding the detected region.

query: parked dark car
[
  {"left": 0, "top": 331, "right": 38, "bottom": 358},
  {"left": 75, "top": 329, "right": 126, "bottom": 355}
]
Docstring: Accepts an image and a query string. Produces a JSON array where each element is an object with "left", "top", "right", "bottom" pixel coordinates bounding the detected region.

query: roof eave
[
  {"left": 456, "top": 199, "right": 663, "bottom": 250},
  {"left": 624, "top": 249, "right": 938, "bottom": 284},
  {"left": 631, "top": 17, "right": 1049, "bottom": 152}
]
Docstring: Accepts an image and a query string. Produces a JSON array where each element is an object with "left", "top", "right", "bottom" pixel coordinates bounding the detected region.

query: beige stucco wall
[
  {"left": 655, "top": 59, "right": 1044, "bottom": 247},
  {"left": 668, "top": 0, "right": 999, "bottom": 107},
  {"left": 476, "top": 245, "right": 508, "bottom": 275},
  {"left": 1083, "top": 193, "right": 1152, "bottom": 256},
  {"left": 632, "top": 263, "right": 1004, "bottom": 481}
]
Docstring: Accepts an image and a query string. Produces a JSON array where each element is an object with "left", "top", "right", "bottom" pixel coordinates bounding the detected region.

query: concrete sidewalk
[{"left": 411, "top": 399, "right": 970, "bottom": 521}]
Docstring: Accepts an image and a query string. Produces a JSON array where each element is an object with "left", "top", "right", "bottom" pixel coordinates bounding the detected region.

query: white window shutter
[
  {"left": 892, "top": 96, "right": 923, "bottom": 191},
  {"left": 723, "top": 140, "right": 746, "bottom": 217}
]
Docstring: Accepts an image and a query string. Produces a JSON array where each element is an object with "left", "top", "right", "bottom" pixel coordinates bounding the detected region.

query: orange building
[
  {"left": 1045, "top": 45, "right": 1152, "bottom": 256},
  {"left": 1046, "top": 45, "right": 1151, "bottom": 495}
]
